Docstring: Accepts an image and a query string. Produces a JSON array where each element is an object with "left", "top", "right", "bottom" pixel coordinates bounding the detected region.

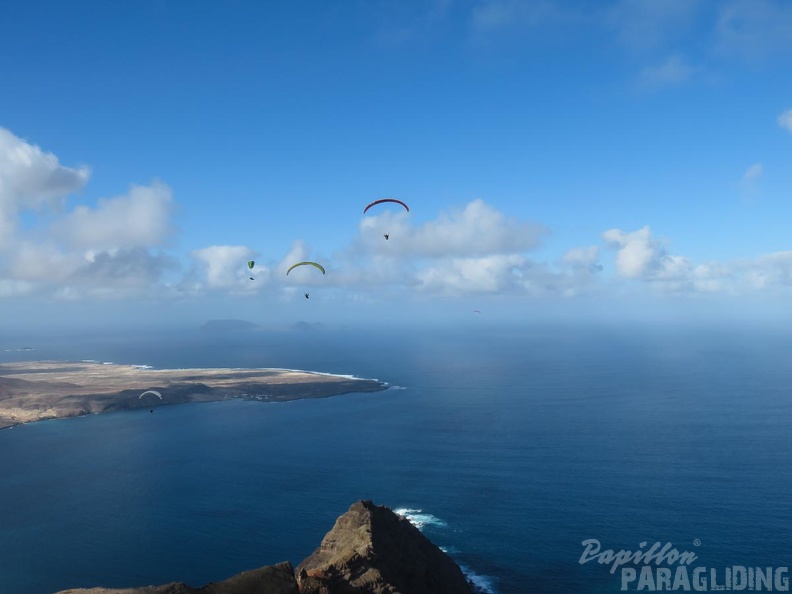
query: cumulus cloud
[
  {"left": 0, "top": 127, "right": 183, "bottom": 299},
  {"left": 413, "top": 253, "right": 602, "bottom": 297},
  {"left": 563, "top": 246, "right": 602, "bottom": 273},
  {"left": 744, "top": 251, "right": 792, "bottom": 289},
  {"left": 53, "top": 181, "right": 173, "bottom": 250},
  {"left": 6, "top": 239, "right": 179, "bottom": 299},
  {"left": 70, "top": 248, "right": 177, "bottom": 288},
  {"left": 603, "top": 227, "right": 726, "bottom": 292},
  {"left": 416, "top": 254, "right": 526, "bottom": 294},
  {"left": 361, "top": 199, "right": 548, "bottom": 258},
  {"left": 602, "top": 226, "right": 667, "bottom": 279},
  {"left": 191, "top": 245, "right": 258, "bottom": 290},
  {"left": 779, "top": 109, "right": 792, "bottom": 133},
  {"left": 601, "top": 225, "right": 792, "bottom": 295},
  {"left": 344, "top": 200, "right": 597, "bottom": 297},
  {"left": 8, "top": 241, "right": 81, "bottom": 282},
  {"left": 0, "top": 127, "right": 90, "bottom": 248},
  {"left": 0, "top": 181, "right": 179, "bottom": 298}
]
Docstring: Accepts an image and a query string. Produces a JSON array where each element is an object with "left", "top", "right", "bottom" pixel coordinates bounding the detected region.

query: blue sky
[{"left": 1, "top": 0, "right": 792, "bottom": 330}]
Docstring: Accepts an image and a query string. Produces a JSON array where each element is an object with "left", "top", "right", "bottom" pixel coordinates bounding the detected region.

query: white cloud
[
  {"left": 53, "top": 181, "right": 173, "bottom": 250},
  {"left": 5, "top": 238, "right": 179, "bottom": 299},
  {"left": 8, "top": 241, "right": 81, "bottom": 282},
  {"left": 602, "top": 226, "right": 666, "bottom": 279},
  {"left": 70, "top": 248, "right": 176, "bottom": 289},
  {"left": 0, "top": 128, "right": 184, "bottom": 299},
  {"left": 191, "top": 245, "right": 258, "bottom": 290},
  {"left": 377, "top": 199, "right": 548, "bottom": 258},
  {"left": 562, "top": 246, "right": 602, "bottom": 272},
  {"left": 778, "top": 109, "right": 792, "bottom": 133},
  {"left": 743, "top": 251, "right": 792, "bottom": 289},
  {"left": 638, "top": 54, "right": 697, "bottom": 88},
  {"left": 413, "top": 253, "right": 602, "bottom": 297},
  {"left": 0, "top": 127, "right": 90, "bottom": 248},
  {"left": 416, "top": 254, "right": 526, "bottom": 294},
  {"left": 601, "top": 226, "right": 792, "bottom": 295},
  {"left": 333, "top": 199, "right": 591, "bottom": 297}
]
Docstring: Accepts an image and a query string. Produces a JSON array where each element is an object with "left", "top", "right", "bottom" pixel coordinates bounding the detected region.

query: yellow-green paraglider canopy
[{"left": 286, "top": 261, "right": 326, "bottom": 275}]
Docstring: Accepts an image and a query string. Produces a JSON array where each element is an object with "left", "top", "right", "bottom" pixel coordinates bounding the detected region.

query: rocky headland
[
  {"left": 0, "top": 361, "right": 387, "bottom": 430},
  {"left": 56, "top": 501, "right": 478, "bottom": 594}
]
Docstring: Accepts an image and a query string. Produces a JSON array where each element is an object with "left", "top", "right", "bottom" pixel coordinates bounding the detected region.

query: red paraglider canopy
[{"left": 363, "top": 198, "right": 409, "bottom": 214}]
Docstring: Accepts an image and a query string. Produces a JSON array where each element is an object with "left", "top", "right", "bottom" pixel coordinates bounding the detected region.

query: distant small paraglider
[
  {"left": 248, "top": 260, "right": 255, "bottom": 280},
  {"left": 305, "top": 292, "right": 310, "bottom": 299},
  {"left": 383, "top": 234, "right": 389, "bottom": 240},
  {"left": 140, "top": 390, "right": 162, "bottom": 412}
]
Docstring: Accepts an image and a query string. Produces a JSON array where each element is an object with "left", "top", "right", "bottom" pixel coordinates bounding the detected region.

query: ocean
[{"left": 1, "top": 322, "right": 792, "bottom": 594}]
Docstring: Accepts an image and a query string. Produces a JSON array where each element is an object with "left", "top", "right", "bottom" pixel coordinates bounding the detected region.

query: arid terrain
[{"left": 0, "top": 361, "right": 387, "bottom": 429}]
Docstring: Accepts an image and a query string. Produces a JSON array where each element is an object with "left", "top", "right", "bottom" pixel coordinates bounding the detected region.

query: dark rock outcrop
[
  {"left": 57, "top": 562, "right": 299, "bottom": 594},
  {"left": 296, "top": 501, "right": 474, "bottom": 594},
  {"left": 57, "top": 502, "right": 476, "bottom": 594}
]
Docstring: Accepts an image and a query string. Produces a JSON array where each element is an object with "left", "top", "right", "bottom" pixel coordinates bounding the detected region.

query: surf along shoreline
[{"left": 0, "top": 360, "right": 389, "bottom": 430}]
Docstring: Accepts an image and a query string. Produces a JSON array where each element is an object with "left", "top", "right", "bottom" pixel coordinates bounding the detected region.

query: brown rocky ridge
[{"left": 56, "top": 501, "right": 478, "bottom": 594}]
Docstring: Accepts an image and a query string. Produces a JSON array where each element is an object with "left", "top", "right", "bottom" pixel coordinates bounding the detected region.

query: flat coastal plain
[{"left": 0, "top": 361, "right": 388, "bottom": 429}]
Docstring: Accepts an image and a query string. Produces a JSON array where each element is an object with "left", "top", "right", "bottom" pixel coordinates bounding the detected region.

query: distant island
[
  {"left": 0, "top": 361, "right": 388, "bottom": 430},
  {"left": 198, "top": 318, "right": 328, "bottom": 333},
  {"left": 199, "top": 319, "right": 260, "bottom": 332}
]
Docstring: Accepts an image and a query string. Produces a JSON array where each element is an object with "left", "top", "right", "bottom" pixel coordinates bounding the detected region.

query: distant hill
[
  {"left": 291, "top": 321, "right": 326, "bottom": 331},
  {"left": 200, "top": 319, "right": 260, "bottom": 333}
]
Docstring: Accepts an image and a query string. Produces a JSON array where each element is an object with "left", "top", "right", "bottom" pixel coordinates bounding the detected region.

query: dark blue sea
[{"left": 2, "top": 322, "right": 792, "bottom": 594}]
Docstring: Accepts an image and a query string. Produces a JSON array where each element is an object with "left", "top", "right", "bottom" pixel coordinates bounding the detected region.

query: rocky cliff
[{"left": 56, "top": 501, "right": 477, "bottom": 594}]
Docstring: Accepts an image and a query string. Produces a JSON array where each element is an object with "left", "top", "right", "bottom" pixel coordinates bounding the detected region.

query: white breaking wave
[
  {"left": 458, "top": 563, "right": 497, "bottom": 594},
  {"left": 274, "top": 367, "right": 383, "bottom": 383},
  {"left": 394, "top": 508, "right": 447, "bottom": 529},
  {"left": 131, "top": 364, "right": 153, "bottom": 369},
  {"left": 396, "top": 508, "right": 495, "bottom": 593},
  {"left": 102, "top": 361, "right": 113, "bottom": 365}
]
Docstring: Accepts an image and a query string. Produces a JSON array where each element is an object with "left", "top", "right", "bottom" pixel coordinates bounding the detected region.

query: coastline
[{"left": 0, "top": 360, "right": 389, "bottom": 430}]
